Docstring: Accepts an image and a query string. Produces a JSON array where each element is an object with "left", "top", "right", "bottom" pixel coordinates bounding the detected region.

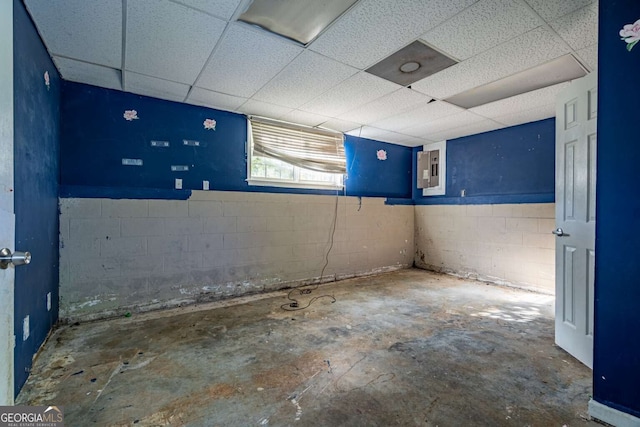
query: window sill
[{"left": 246, "top": 178, "right": 343, "bottom": 191}]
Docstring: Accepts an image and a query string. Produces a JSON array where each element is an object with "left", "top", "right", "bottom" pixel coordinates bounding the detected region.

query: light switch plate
[
  {"left": 175, "top": 178, "right": 183, "bottom": 190},
  {"left": 203, "top": 180, "right": 210, "bottom": 190},
  {"left": 46, "top": 292, "right": 51, "bottom": 311}
]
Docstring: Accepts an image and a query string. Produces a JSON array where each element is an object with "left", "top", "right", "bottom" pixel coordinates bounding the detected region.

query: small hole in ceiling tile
[{"left": 400, "top": 62, "right": 420, "bottom": 73}]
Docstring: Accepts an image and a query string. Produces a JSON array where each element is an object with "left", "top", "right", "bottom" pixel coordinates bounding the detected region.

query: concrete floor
[{"left": 18, "top": 269, "right": 598, "bottom": 426}]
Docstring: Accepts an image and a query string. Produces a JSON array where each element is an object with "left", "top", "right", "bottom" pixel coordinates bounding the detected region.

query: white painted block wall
[
  {"left": 59, "top": 191, "right": 414, "bottom": 320},
  {"left": 414, "top": 203, "right": 555, "bottom": 293}
]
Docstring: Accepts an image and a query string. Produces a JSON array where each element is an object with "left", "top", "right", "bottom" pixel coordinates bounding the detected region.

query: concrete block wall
[
  {"left": 59, "top": 191, "right": 414, "bottom": 320},
  {"left": 414, "top": 203, "right": 555, "bottom": 293}
]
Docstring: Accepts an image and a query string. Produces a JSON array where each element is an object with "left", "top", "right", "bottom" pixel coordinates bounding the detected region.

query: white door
[
  {"left": 555, "top": 72, "right": 597, "bottom": 369},
  {"left": 0, "top": 0, "right": 15, "bottom": 404}
]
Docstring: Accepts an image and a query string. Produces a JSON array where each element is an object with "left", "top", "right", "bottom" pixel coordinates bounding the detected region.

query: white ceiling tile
[
  {"left": 52, "top": 57, "right": 122, "bottom": 91},
  {"left": 170, "top": 0, "right": 242, "bottom": 20},
  {"left": 421, "top": 0, "right": 540, "bottom": 60},
  {"left": 524, "top": 0, "right": 594, "bottom": 22},
  {"left": 299, "top": 72, "right": 399, "bottom": 117},
  {"left": 470, "top": 82, "right": 569, "bottom": 119},
  {"left": 187, "top": 87, "right": 247, "bottom": 112},
  {"left": 338, "top": 88, "right": 433, "bottom": 124},
  {"left": 279, "top": 110, "right": 331, "bottom": 128},
  {"left": 426, "top": 119, "right": 506, "bottom": 141},
  {"left": 411, "top": 26, "right": 570, "bottom": 99},
  {"left": 319, "top": 118, "right": 362, "bottom": 133},
  {"left": 371, "top": 101, "right": 463, "bottom": 132},
  {"left": 550, "top": 3, "right": 598, "bottom": 51},
  {"left": 402, "top": 111, "right": 487, "bottom": 138},
  {"left": 575, "top": 44, "right": 598, "bottom": 71},
  {"left": 309, "top": 0, "right": 476, "bottom": 69},
  {"left": 126, "top": 0, "right": 226, "bottom": 84},
  {"left": 25, "top": 0, "right": 122, "bottom": 68},
  {"left": 346, "top": 127, "right": 414, "bottom": 146},
  {"left": 124, "top": 72, "right": 190, "bottom": 103},
  {"left": 391, "top": 134, "right": 435, "bottom": 147},
  {"left": 236, "top": 99, "right": 293, "bottom": 120},
  {"left": 252, "top": 51, "right": 358, "bottom": 108},
  {"left": 197, "top": 23, "right": 302, "bottom": 98},
  {"left": 491, "top": 104, "right": 556, "bottom": 127}
]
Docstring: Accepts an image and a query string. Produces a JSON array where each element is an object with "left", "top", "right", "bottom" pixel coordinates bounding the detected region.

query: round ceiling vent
[{"left": 399, "top": 61, "right": 421, "bottom": 73}]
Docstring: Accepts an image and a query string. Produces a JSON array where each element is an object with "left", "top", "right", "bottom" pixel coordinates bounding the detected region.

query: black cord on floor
[{"left": 282, "top": 190, "right": 340, "bottom": 311}]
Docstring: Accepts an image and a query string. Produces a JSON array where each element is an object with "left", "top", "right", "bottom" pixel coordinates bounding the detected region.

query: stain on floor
[{"left": 17, "top": 269, "right": 598, "bottom": 426}]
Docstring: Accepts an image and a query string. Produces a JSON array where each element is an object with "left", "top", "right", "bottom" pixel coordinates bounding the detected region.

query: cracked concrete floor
[{"left": 18, "top": 269, "right": 598, "bottom": 426}]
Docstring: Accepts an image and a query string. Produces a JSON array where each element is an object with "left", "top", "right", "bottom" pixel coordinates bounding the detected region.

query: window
[{"left": 247, "top": 117, "right": 345, "bottom": 189}]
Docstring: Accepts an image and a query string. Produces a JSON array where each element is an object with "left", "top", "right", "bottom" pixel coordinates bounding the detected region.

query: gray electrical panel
[{"left": 417, "top": 149, "right": 440, "bottom": 189}]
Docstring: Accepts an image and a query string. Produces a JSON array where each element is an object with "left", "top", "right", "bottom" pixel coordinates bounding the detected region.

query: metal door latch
[{"left": 0, "top": 248, "right": 31, "bottom": 269}]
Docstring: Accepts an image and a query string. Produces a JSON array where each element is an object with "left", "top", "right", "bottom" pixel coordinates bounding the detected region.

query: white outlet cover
[
  {"left": 203, "top": 180, "right": 210, "bottom": 190},
  {"left": 47, "top": 292, "right": 52, "bottom": 311},
  {"left": 23, "top": 315, "right": 29, "bottom": 341},
  {"left": 175, "top": 178, "right": 183, "bottom": 190}
]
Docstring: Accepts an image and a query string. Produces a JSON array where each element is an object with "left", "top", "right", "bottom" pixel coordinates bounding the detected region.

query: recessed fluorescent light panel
[
  {"left": 365, "top": 40, "right": 458, "bottom": 86},
  {"left": 238, "top": 0, "right": 359, "bottom": 45},
  {"left": 446, "top": 54, "right": 587, "bottom": 109}
]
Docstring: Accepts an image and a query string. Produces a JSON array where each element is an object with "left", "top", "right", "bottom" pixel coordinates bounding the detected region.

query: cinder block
[
  {"left": 267, "top": 216, "right": 293, "bottom": 232},
  {"left": 101, "top": 236, "right": 147, "bottom": 257},
  {"left": 188, "top": 234, "right": 224, "bottom": 252},
  {"left": 147, "top": 235, "right": 188, "bottom": 255},
  {"left": 202, "top": 249, "right": 238, "bottom": 268},
  {"left": 163, "top": 217, "right": 203, "bottom": 235},
  {"left": 120, "top": 255, "right": 164, "bottom": 278},
  {"left": 523, "top": 232, "right": 555, "bottom": 249},
  {"left": 203, "top": 217, "right": 237, "bottom": 234},
  {"left": 71, "top": 258, "right": 121, "bottom": 283},
  {"left": 60, "top": 198, "right": 102, "bottom": 217},
  {"left": 189, "top": 200, "right": 223, "bottom": 217},
  {"left": 538, "top": 218, "right": 556, "bottom": 234},
  {"left": 70, "top": 218, "right": 120, "bottom": 239},
  {"left": 59, "top": 217, "right": 70, "bottom": 240},
  {"left": 492, "top": 204, "right": 514, "bottom": 217},
  {"left": 148, "top": 200, "right": 188, "bottom": 217},
  {"left": 465, "top": 205, "right": 493, "bottom": 217},
  {"left": 121, "top": 218, "right": 165, "bottom": 237},
  {"left": 164, "top": 252, "right": 203, "bottom": 273},
  {"left": 61, "top": 236, "right": 101, "bottom": 258},
  {"left": 102, "top": 199, "right": 149, "bottom": 218},
  {"left": 237, "top": 216, "right": 267, "bottom": 232},
  {"left": 506, "top": 217, "right": 539, "bottom": 232},
  {"left": 223, "top": 201, "right": 254, "bottom": 217}
]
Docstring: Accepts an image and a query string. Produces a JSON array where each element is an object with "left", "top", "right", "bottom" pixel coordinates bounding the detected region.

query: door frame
[{"left": 0, "top": 0, "right": 15, "bottom": 405}]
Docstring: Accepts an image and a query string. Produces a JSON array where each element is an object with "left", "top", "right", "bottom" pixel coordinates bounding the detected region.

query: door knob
[
  {"left": 551, "top": 228, "right": 568, "bottom": 237},
  {"left": 0, "top": 248, "right": 31, "bottom": 269}
]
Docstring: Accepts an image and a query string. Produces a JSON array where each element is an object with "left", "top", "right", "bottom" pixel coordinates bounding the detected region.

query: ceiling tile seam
[
  {"left": 515, "top": 0, "right": 590, "bottom": 70},
  {"left": 167, "top": 0, "right": 235, "bottom": 22},
  {"left": 22, "top": 3, "right": 64, "bottom": 79},
  {"left": 120, "top": 0, "right": 128, "bottom": 91},
  {"left": 184, "top": 21, "right": 234, "bottom": 103},
  {"left": 241, "top": 48, "right": 351, "bottom": 112}
]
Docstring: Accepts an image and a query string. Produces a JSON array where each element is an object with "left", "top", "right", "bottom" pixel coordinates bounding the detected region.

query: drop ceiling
[{"left": 24, "top": 0, "right": 598, "bottom": 147}]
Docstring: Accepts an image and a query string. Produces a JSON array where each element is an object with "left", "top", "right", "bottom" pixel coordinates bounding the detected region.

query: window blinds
[{"left": 249, "top": 117, "right": 346, "bottom": 174}]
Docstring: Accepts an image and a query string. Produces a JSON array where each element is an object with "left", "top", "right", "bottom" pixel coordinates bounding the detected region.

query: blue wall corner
[
  {"left": 593, "top": 0, "right": 640, "bottom": 419},
  {"left": 61, "top": 83, "right": 413, "bottom": 200},
  {"left": 13, "top": 0, "right": 60, "bottom": 396},
  {"left": 412, "top": 118, "right": 556, "bottom": 205}
]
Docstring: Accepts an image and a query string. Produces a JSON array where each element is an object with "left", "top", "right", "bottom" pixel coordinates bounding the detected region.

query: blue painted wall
[
  {"left": 412, "top": 119, "right": 555, "bottom": 205},
  {"left": 61, "top": 82, "right": 412, "bottom": 199},
  {"left": 594, "top": 0, "right": 640, "bottom": 418},
  {"left": 13, "top": 0, "right": 60, "bottom": 396}
]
